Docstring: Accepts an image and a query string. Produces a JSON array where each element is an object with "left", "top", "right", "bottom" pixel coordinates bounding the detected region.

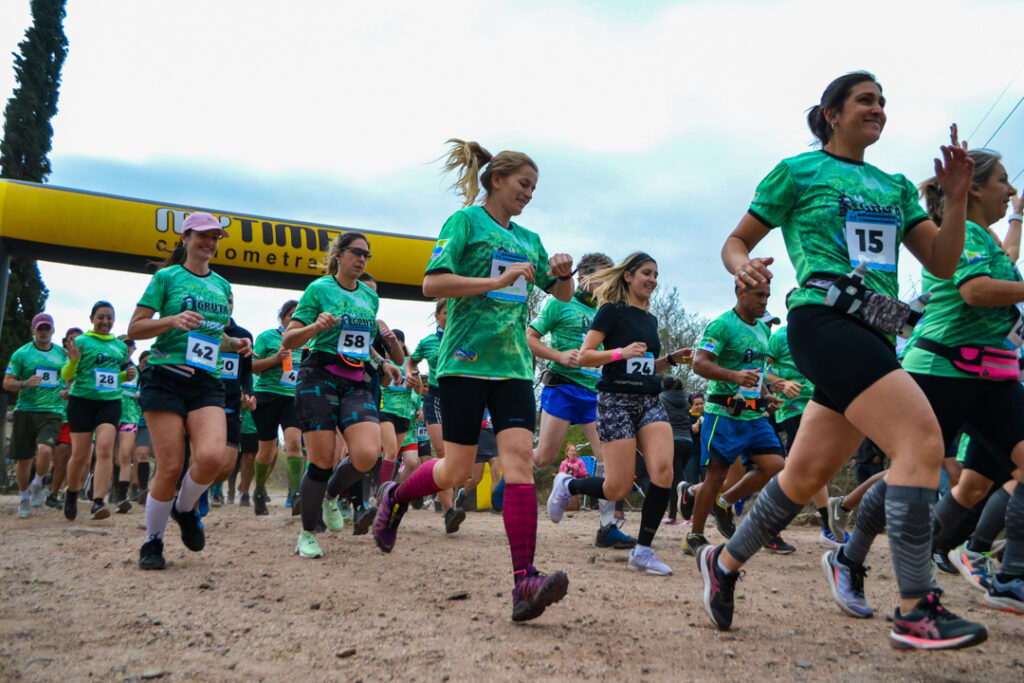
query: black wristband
[
  {"left": 557, "top": 274, "right": 572, "bottom": 281},
  {"left": 666, "top": 353, "right": 677, "bottom": 366}
]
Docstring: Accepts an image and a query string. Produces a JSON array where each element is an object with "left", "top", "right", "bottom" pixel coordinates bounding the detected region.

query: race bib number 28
[{"left": 94, "top": 369, "right": 118, "bottom": 392}]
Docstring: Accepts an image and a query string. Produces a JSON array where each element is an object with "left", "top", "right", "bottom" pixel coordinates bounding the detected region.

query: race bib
[
  {"left": 845, "top": 210, "right": 898, "bottom": 272},
  {"left": 338, "top": 325, "right": 372, "bottom": 360},
  {"left": 487, "top": 250, "right": 529, "bottom": 302},
  {"left": 1007, "top": 304, "right": 1024, "bottom": 349},
  {"left": 185, "top": 331, "right": 220, "bottom": 372},
  {"left": 416, "top": 425, "right": 428, "bottom": 440},
  {"left": 280, "top": 368, "right": 299, "bottom": 387},
  {"left": 94, "top": 368, "right": 118, "bottom": 392},
  {"left": 220, "top": 353, "right": 240, "bottom": 380},
  {"left": 35, "top": 367, "right": 58, "bottom": 388},
  {"left": 625, "top": 352, "right": 655, "bottom": 375},
  {"left": 739, "top": 365, "right": 763, "bottom": 400}
]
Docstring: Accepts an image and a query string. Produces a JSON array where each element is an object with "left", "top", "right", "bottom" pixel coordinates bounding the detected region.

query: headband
[{"left": 625, "top": 252, "right": 655, "bottom": 272}]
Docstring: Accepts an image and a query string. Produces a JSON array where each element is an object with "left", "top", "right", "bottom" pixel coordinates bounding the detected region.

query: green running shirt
[
  {"left": 66, "top": 331, "right": 130, "bottom": 401},
  {"left": 291, "top": 276, "right": 380, "bottom": 360},
  {"left": 766, "top": 326, "right": 814, "bottom": 423},
  {"left": 529, "top": 295, "right": 601, "bottom": 393},
  {"left": 6, "top": 341, "right": 67, "bottom": 413},
  {"left": 699, "top": 309, "right": 772, "bottom": 421}
]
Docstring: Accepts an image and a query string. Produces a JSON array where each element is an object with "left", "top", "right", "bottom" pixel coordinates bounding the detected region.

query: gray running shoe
[
  {"left": 17, "top": 498, "right": 31, "bottom": 518},
  {"left": 821, "top": 550, "right": 873, "bottom": 618},
  {"left": 546, "top": 473, "right": 572, "bottom": 523},
  {"left": 29, "top": 483, "right": 44, "bottom": 508},
  {"left": 628, "top": 545, "right": 673, "bottom": 576},
  {"left": 826, "top": 496, "right": 851, "bottom": 539}
]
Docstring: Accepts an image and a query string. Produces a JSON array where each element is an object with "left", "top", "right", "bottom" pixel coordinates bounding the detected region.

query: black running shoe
[
  {"left": 253, "top": 492, "right": 269, "bottom": 516},
  {"left": 90, "top": 502, "right": 111, "bottom": 520},
  {"left": 444, "top": 506, "right": 466, "bottom": 534},
  {"left": 710, "top": 498, "right": 736, "bottom": 539},
  {"left": 764, "top": 533, "right": 796, "bottom": 554},
  {"left": 677, "top": 482, "right": 695, "bottom": 521},
  {"left": 116, "top": 498, "right": 132, "bottom": 514},
  {"left": 933, "top": 551, "right": 957, "bottom": 575},
  {"left": 170, "top": 499, "right": 206, "bottom": 552},
  {"left": 697, "top": 544, "right": 741, "bottom": 630},
  {"left": 64, "top": 492, "right": 78, "bottom": 521},
  {"left": 239, "top": 493, "right": 250, "bottom": 507},
  {"left": 291, "top": 493, "right": 301, "bottom": 517},
  {"left": 45, "top": 493, "right": 61, "bottom": 510},
  {"left": 353, "top": 504, "right": 376, "bottom": 536},
  {"left": 890, "top": 593, "right": 987, "bottom": 650},
  {"left": 454, "top": 488, "right": 467, "bottom": 511},
  {"left": 139, "top": 538, "right": 166, "bottom": 570}
]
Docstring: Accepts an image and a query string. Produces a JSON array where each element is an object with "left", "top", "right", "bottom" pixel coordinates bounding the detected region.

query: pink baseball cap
[
  {"left": 31, "top": 313, "right": 54, "bottom": 329},
  {"left": 182, "top": 212, "right": 228, "bottom": 237}
]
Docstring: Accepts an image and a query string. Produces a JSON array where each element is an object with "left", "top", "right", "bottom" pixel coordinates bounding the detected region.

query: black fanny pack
[
  {"left": 805, "top": 265, "right": 927, "bottom": 338},
  {"left": 708, "top": 393, "right": 768, "bottom": 416}
]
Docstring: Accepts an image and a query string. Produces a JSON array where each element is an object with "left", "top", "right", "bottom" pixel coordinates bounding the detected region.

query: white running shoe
[
  {"left": 546, "top": 473, "right": 573, "bottom": 524},
  {"left": 628, "top": 545, "right": 673, "bottom": 576}
]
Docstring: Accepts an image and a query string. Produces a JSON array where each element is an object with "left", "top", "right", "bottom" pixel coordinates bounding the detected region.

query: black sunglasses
[
  {"left": 343, "top": 247, "right": 372, "bottom": 260},
  {"left": 35, "top": 324, "right": 53, "bottom": 331}
]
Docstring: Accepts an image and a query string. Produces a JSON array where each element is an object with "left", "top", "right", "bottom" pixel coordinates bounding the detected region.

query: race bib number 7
[
  {"left": 845, "top": 209, "right": 898, "bottom": 272},
  {"left": 487, "top": 250, "right": 529, "bottom": 303}
]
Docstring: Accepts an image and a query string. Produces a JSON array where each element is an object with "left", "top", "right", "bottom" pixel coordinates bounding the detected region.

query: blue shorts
[
  {"left": 701, "top": 413, "right": 783, "bottom": 467},
  {"left": 540, "top": 383, "right": 597, "bottom": 426}
]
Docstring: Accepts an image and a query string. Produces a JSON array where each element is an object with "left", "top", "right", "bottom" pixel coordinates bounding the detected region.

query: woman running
[
  {"left": 128, "top": 211, "right": 251, "bottom": 569},
  {"left": 835, "top": 147, "right": 1024, "bottom": 616},
  {"left": 283, "top": 231, "right": 382, "bottom": 559},
  {"left": 547, "top": 252, "right": 692, "bottom": 575},
  {"left": 372, "top": 138, "right": 574, "bottom": 622},
  {"left": 250, "top": 301, "right": 304, "bottom": 516},
  {"left": 693, "top": 71, "right": 985, "bottom": 650},
  {"left": 62, "top": 301, "right": 133, "bottom": 521}
]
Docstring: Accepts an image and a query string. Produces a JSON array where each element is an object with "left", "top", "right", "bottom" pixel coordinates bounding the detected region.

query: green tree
[
  {"left": 0, "top": 0, "right": 67, "bottom": 482},
  {"left": 649, "top": 285, "right": 709, "bottom": 395}
]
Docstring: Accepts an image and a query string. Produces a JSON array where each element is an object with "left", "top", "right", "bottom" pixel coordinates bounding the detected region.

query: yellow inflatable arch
[{"left": 0, "top": 179, "right": 434, "bottom": 302}]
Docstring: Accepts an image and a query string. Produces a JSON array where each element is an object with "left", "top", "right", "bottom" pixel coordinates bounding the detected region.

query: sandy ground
[{"left": 0, "top": 492, "right": 1022, "bottom": 682}]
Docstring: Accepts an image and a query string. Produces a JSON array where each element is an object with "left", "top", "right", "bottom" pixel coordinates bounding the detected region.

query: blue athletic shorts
[
  {"left": 540, "top": 383, "right": 597, "bottom": 425},
  {"left": 701, "top": 413, "right": 783, "bottom": 467}
]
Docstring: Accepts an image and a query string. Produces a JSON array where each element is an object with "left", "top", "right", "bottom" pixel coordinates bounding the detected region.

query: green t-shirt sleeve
[
  {"left": 253, "top": 331, "right": 275, "bottom": 362},
  {"left": 899, "top": 175, "right": 929, "bottom": 232},
  {"left": 137, "top": 270, "right": 166, "bottom": 310},
  {"left": 6, "top": 347, "right": 24, "bottom": 378},
  {"left": 529, "top": 298, "right": 558, "bottom": 336},
  {"left": 425, "top": 212, "right": 470, "bottom": 274},
  {"left": 698, "top": 317, "right": 730, "bottom": 357},
  {"left": 748, "top": 161, "right": 797, "bottom": 228},
  {"left": 534, "top": 239, "right": 557, "bottom": 293},
  {"left": 766, "top": 329, "right": 783, "bottom": 363},
  {"left": 953, "top": 227, "right": 1000, "bottom": 287},
  {"left": 291, "top": 282, "right": 320, "bottom": 326}
]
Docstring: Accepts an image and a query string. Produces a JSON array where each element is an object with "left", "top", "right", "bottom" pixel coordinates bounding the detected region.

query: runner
[
  {"left": 4, "top": 313, "right": 67, "bottom": 517},
  {"left": 834, "top": 147, "right": 1024, "bottom": 617},
  {"left": 131, "top": 350, "right": 152, "bottom": 504},
  {"left": 694, "top": 71, "right": 985, "bottom": 650},
  {"left": 62, "top": 301, "right": 133, "bottom": 521},
  {"left": 235, "top": 405, "right": 258, "bottom": 506},
  {"left": 113, "top": 336, "right": 140, "bottom": 512},
  {"left": 214, "top": 296, "right": 254, "bottom": 507},
  {"left": 250, "top": 301, "right": 304, "bottom": 516},
  {"left": 44, "top": 327, "right": 82, "bottom": 508},
  {"left": 128, "top": 211, "right": 251, "bottom": 569},
  {"left": 547, "top": 251, "right": 693, "bottom": 575},
  {"left": 659, "top": 376, "right": 692, "bottom": 527},
  {"left": 372, "top": 138, "right": 574, "bottom": 621},
  {"left": 284, "top": 231, "right": 382, "bottom": 558},
  {"left": 528, "top": 251, "right": 635, "bottom": 549}
]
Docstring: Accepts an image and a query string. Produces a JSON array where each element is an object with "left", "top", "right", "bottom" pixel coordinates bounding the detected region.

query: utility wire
[
  {"left": 966, "top": 66, "right": 1022, "bottom": 143},
  {"left": 982, "top": 92, "right": 1024, "bottom": 149}
]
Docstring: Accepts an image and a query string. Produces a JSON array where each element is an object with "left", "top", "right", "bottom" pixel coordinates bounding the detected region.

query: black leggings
[{"left": 666, "top": 437, "right": 692, "bottom": 519}]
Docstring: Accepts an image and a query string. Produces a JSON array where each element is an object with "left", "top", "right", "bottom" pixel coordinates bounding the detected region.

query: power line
[
  {"left": 966, "top": 66, "right": 1023, "bottom": 143},
  {"left": 982, "top": 92, "right": 1024, "bottom": 149},
  {"left": 1012, "top": 167, "right": 1023, "bottom": 185}
]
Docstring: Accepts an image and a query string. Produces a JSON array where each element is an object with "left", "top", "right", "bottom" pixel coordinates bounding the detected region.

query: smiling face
[
  {"left": 625, "top": 260, "right": 658, "bottom": 303},
  {"left": 91, "top": 306, "right": 114, "bottom": 334},
  {"left": 489, "top": 164, "right": 537, "bottom": 218},
  {"left": 827, "top": 80, "right": 886, "bottom": 150},
  {"left": 970, "top": 161, "right": 1016, "bottom": 226},
  {"left": 183, "top": 228, "right": 221, "bottom": 263}
]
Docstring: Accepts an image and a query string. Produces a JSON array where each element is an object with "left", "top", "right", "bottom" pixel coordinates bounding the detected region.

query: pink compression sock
[
  {"left": 379, "top": 459, "right": 395, "bottom": 486},
  {"left": 395, "top": 458, "right": 439, "bottom": 503},
  {"left": 503, "top": 483, "right": 538, "bottom": 576}
]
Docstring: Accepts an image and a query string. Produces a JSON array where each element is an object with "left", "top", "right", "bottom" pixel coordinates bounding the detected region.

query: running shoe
[
  {"left": 285, "top": 491, "right": 293, "bottom": 508},
  {"left": 352, "top": 504, "right": 376, "bottom": 535},
  {"left": 628, "top": 545, "right": 673, "bottom": 576},
  {"left": 546, "top": 473, "right": 573, "bottom": 523},
  {"left": 444, "top": 506, "right": 465, "bottom": 534},
  {"left": 683, "top": 532, "right": 708, "bottom": 557},
  {"left": 137, "top": 489, "right": 148, "bottom": 506},
  {"left": 933, "top": 550, "right": 957, "bottom": 575},
  {"left": 821, "top": 550, "right": 873, "bottom": 618},
  {"left": 511, "top": 565, "right": 569, "bottom": 622},
  {"left": 491, "top": 477, "right": 505, "bottom": 512},
  {"left": 411, "top": 497, "right": 423, "bottom": 510},
  {"left": 239, "top": 493, "right": 250, "bottom": 507},
  {"left": 116, "top": 498, "right": 132, "bottom": 514},
  {"left": 45, "top": 493, "right": 60, "bottom": 510},
  {"left": 322, "top": 497, "right": 345, "bottom": 532},
  {"left": 138, "top": 538, "right": 166, "bottom": 570},
  {"left": 595, "top": 523, "right": 637, "bottom": 549},
  {"left": 732, "top": 494, "right": 752, "bottom": 517},
  {"left": 28, "top": 483, "right": 44, "bottom": 508},
  {"left": 17, "top": 498, "right": 31, "bottom": 518},
  {"left": 889, "top": 593, "right": 987, "bottom": 650},
  {"left": 253, "top": 492, "right": 269, "bottom": 516},
  {"left": 198, "top": 491, "right": 210, "bottom": 518},
  {"left": 90, "top": 502, "right": 110, "bottom": 520},
  {"left": 339, "top": 497, "right": 353, "bottom": 523},
  {"left": 661, "top": 517, "right": 679, "bottom": 526},
  {"left": 676, "top": 482, "right": 695, "bottom": 520},
  {"left": 764, "top": 533, "right": 795, "bottom": 554},
  {"left": 372, "top": 481, "right": 408, "bottom": 553},
  {"left": 454, "top": 488, "right": 467, "bottom": 511},
  {"left": 818, "top": 528, "right": 850, "bottom": 549},
  {"left": 982, "top": 575, "right": 1024, "bottom": 614},
  {"left": 63, "top": 493, "right": 78, "bottom": 521},
  {"left": 710, "top": 497, "right": 736, "bottom": 539},
  {"left": 291, "top": 492, "right": 301, "bottom": 517},
  {"left": 211, "top": 491, "right": 224, "bottom": 508},
  {"left": 295, "top": 530, "right": 324, "bottom": 559},
  {"left": 697, "top": 544, "right": 740, "bottom": 630},
  {"left": 827, "top": 496, "right": 851, "bottom": 539},
  {"left": 948, "top": 543, "right": 994, "bottom": 592},
  {"left": 169, "top": 499, "right": 205, "bottom": 552}
]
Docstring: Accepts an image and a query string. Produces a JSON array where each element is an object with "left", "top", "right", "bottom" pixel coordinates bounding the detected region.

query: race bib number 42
[
  {"left": 845, "top": 209, "right": 898, "bottom": 272},
  {"left": 185, "top": 331, "right": 220, "bottom": 372}
]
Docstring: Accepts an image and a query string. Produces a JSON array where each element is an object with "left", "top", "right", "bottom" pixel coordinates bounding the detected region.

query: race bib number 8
[
  {"left": 35, "top": 367, "right": 58, "bottom": 388},
  {"left": 185, "top": 331, "right": 220, "bottom": 372},
  {"left": 487, "top": 250, "right": 529, "bottom": 303},
  {"left": 626, "top": 353, "right": 655, "bottom": 375},
  {"left": 221, "top": 353, "right": 239, "bottom": 380},
  {"left": 845, "top": 210, "right": 898, "bottom": 272},
  {"left": 338, "top": 326, "right": 372, "bottom": 360},
  {"left": 94, "top": 369, "right": 118, "bottom": 392}
]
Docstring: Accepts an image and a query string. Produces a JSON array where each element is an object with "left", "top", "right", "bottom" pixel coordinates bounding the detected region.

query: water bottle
[
  {"left": 824, "top": 261, "right": 868, "bottom": 314},
  {"left": 900, "top": 291, "right": 931, "bottom": 338}
]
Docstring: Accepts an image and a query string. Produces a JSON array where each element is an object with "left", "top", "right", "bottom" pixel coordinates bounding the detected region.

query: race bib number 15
[{"left": 845, "top": 210, "right": 898, "bottom": 272}]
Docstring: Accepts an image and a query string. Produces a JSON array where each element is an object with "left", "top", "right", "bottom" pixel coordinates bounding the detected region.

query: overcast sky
[{"left": 2, "top": 0, "right": 1022, "bottom": 354}]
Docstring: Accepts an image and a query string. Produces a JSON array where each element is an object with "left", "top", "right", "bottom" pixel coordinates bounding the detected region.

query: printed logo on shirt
[
  {"left": 964, "top": 250, "right": 984, "bottom": 264},
  {"left": 702, "top": 339, "right": 717, "bottom": 353},
  {"left": 454, "top": 347, "right": 477, "bottom": 362},
  {"left": 742, "top": 349, "right": 769, "bottom": 363},
  {"left": 431, "top": 239, "right": 449, "bottom": 259}
]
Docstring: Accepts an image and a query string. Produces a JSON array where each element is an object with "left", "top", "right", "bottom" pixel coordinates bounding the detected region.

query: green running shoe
[
  {"left": 322, "top": 496, "right": 345, "bottom": 532},
  {"left": 295, "top": 530, "right": 324, "bottom": 559}
]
